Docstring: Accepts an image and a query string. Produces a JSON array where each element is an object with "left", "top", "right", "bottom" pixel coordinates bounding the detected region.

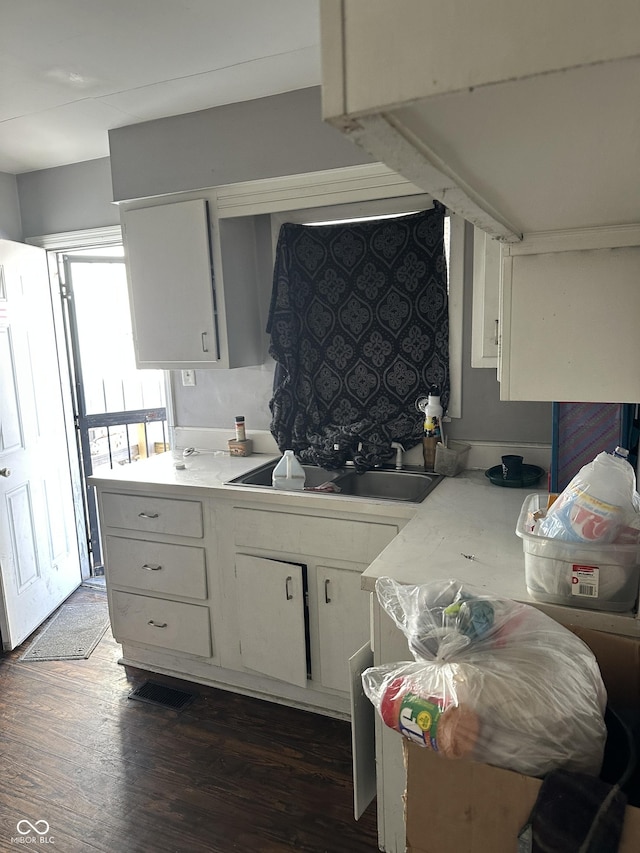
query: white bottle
[
  {"left": 539, "top": 447, "right": 636, "bottom": 543},
  {"left": 422, "top": 385, "right": 444, "bottom": 471},
  {"left": 272, "top": 450, "right": 306, "bottom": 491},
  {"left": 423, "top": 386, "right": 443, "bottom": 438}
]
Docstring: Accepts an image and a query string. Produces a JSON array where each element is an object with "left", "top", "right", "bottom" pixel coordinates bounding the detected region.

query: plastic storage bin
[
  {"left": 434, "top": 441, "right": 470, "bottom": 477},
  {"left": 516, "top": 493, "right": 640, "bottom": 612}
]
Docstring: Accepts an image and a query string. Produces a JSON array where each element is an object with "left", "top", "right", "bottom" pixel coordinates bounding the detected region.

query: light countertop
[{"left": 89, "top": 454, "right": 640, "bottom": 637}]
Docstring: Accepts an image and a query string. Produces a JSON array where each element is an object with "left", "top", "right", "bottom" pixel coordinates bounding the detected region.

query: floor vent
[{"left": 128, "top": 681, "right": 196, "bottom": 711}]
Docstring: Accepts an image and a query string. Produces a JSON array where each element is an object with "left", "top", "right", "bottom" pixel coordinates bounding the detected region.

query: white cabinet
[
  {"left": 230, "top": 504, "right": 402, "bottom": 710},
  {"left": 93, "top": 477, "right": 406, "bottom": 720},
  {"left": 471, "top": 228, "right": 501, "bottom": 370},
  {"left": 499, "top": 230, "right": 640, "bottom": 402},
  {"left": 122, "top": 199, "right": 218, "bottom": 368},
  {"left": 320, "top": 0, "right": 640, "bottom": 240},
  {"left": 235, "top": 554, "right": 308, "bottom": 688},
  {"left": 121, "top": 197, "right": 263, "bottom": 370},
  {"left": 317, "top": 564, "right": 370, "bottom": 693},
  {"left": 321, "top": 1, "right": 640, "bottom": 402},
  {"left": 110, "top": 590, "right": 212, "bottom": 658},
  {"left": 97, "top": 488, "right": 218, "bottom": 664}
]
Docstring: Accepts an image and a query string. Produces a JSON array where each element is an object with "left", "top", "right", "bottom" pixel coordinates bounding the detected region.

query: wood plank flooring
[{"left": 0, "top": 587, "right": 379, "bottom": 852}]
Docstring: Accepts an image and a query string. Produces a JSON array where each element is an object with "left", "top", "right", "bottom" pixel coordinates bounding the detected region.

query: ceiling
[{"left": 0, "top": 0, "right": 321, "bottom": 175}]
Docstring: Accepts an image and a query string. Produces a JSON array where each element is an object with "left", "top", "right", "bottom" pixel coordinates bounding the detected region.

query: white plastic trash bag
[
  {"left": 362, "top": 578, "right": 607, "bottom": 778},
  {"left": 538, "top": 449, "right": 637, "bottom": 544}
]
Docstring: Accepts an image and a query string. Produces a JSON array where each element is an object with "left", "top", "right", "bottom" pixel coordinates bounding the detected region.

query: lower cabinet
[
  {"left": 230, "top": 504, "right": 401, "bottom": 708},
  {"left": 316, "top": 564, "right": 370, "bottom": 694},
  {"left": 110, "top": 590, "right": 212, "bottom": 657},
  {"left": 233, "top": 552, "right": 372, "bottom": 698},
  {"left": 235, "top": 554, "right": 309, "bottom": 688},
  {"left": 94, "top": 482, "right": 406, "bottom": 721}
]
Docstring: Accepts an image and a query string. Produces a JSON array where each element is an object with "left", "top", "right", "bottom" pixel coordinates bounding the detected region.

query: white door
[
  {"left": 0, "top": 239, "right": 81, "bottom": 650},
  {"left": 234, "top": 554, "right": 308, "bottom": 688}
]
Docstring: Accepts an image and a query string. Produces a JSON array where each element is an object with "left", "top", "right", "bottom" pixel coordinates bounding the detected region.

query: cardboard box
[
  {"left": 404, "top": 627, "right": 640, "bottom": 853},
  {"left": 227, "top": 438, "right": 253, "bottom": 457}
]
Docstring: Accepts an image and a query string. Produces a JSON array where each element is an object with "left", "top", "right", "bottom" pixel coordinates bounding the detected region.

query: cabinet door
[
  {"left": 471, "top": 228, "right": 500, "bottom": 368},
  {"left": 500, "top": 242, "right": 640, "bottom": 401},
  {"left": 122, "top": 199, "right": 219, "bottom": 368},
  {"left": 235, "top": 554, "right": 308, "bottom": 688},
  {"left": 316, "top": 565, "right": 370, "bottom": 693}
]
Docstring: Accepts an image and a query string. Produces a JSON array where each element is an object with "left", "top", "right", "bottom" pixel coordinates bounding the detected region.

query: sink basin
[
  {"left": 335, "top": 469, "right": 439, "bottom": 502},
  {"left": 229, "top": 461, "right": 341, "bottom": 489},
  {"left": 227, "top": 460, "right": 442, "bottom": 503}
]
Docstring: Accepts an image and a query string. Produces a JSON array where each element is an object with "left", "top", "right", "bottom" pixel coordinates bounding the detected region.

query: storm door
[{"left": 58, "top": 249, "right": 167, "bottom": 572}]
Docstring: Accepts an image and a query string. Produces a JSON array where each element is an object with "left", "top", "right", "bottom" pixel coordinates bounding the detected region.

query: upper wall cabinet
[
  {"left": 320, "top": 0, "right": 640, "bottom": 241},
  {"left": 121, "top": 198, "right": 263, "bottom": 370},
  {"left": 499, "top": 229, "right": 640, "bottom": 402},
  {"left": 471, "top": 228, "right": 501, "bottom": 370}
]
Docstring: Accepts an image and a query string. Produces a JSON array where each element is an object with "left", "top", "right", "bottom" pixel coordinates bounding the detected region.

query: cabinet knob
[
  {"left": 201, "top": 332, "right": 209, "bottom": 352},
  {"left": 147, "top": 619, "right": 167, "bottom": 628},
  {"left": 285, "top": 575, "right": 293, "bottom": 600},
  {"left": 138, "top": 512, "right": 159, "bottom": 519},
  {"left": 141, "top": 564, "right": 162, "bottom": 571},
  {"left": 0, "top": 467, "right": 11, "bottom": 478}
]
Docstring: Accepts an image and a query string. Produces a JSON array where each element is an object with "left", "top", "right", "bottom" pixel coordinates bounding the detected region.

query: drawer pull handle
[
  {"left": 285, "top": 575, "right": 293, "bottom": 601},
  {"left": 141, "top": 564, "right": 162, "bottom": 571},
  {"left": 148, "top": 620, "right": 167, "bottom": 628},
  {"left": 324, "top": 578, "right": 331, "bottom": 604},
  {"left": 138, "top": 512, "right": 159, "bottom": 519}
]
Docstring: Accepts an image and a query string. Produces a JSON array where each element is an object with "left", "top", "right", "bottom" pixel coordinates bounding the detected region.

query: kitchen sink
[
  {"left": 332, "top": 469, "right": 439, "bottom": 502},
  {"left": 226, "top": 460, "right": 443, "bottom": 503}
]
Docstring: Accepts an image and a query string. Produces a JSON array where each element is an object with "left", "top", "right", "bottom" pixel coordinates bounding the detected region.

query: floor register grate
[{"left": 128, "top": 680, "right": 196, "bottom": 711}]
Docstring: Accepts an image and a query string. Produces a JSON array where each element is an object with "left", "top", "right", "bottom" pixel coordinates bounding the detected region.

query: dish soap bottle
[
  {"left": 422, "top": 385, "right": 443, "bottom": 472},
  {"left": 272, "top": 450, "right": 306, "bottom": 491}
]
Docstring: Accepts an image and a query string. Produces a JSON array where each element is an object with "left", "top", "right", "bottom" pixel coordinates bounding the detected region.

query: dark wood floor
[{"left": 0, "top": 587, "right": 379, "bottom": 852}]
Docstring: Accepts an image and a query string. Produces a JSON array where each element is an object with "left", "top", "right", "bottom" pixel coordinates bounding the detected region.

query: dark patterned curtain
[{"left": 267, "top": 206, "right": 449, "bottom": 471}]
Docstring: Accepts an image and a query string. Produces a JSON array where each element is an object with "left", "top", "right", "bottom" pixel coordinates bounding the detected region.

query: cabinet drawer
[
  {"left": 110, "top": 591, "right": 212, "bottom": 657},
  {"left": 105, "top": 536, "right": 207, "bottom": 599},
  {"left": 234, "top": 509, "right": 398, "bottom": 564},
  {"left": 101, "top": 493, "right": 203, "bottom": 538}
]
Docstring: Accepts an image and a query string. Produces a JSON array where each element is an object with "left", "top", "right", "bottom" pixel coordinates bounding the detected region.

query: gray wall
[
  {"left": 109, "top": 87, "right": 372, "bottom": 201},
  {"left": 17, "top": 157, "right": 119, "bottom": 239},
  {"left": 11, "top": 86, "right": 551, "bottom": 445},
  {"left": 0, "top": 172, "right": 22, "bottom": 240}
]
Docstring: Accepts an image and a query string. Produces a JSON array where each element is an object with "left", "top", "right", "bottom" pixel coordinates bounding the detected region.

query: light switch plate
[{"left": 181, "top": 369, "right": 196, "bottom": 386}]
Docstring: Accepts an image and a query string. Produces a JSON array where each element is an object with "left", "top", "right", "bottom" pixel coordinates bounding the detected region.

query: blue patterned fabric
[{"left": 267, "top": 207, "right": 449, "bottom": 471}]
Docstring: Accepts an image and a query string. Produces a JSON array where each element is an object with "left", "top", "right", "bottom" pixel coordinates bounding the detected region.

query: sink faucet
[{"left": 390, "top": 442, "right": 405, "bottom": 470}]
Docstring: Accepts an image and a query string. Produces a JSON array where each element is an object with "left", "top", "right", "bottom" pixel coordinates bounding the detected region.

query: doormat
[
  {"left": 19, "top": 596, "right": 110, "bottom": 662},
  {"left": 128, "top": 681, "right": 196, "bottom": 711}
]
